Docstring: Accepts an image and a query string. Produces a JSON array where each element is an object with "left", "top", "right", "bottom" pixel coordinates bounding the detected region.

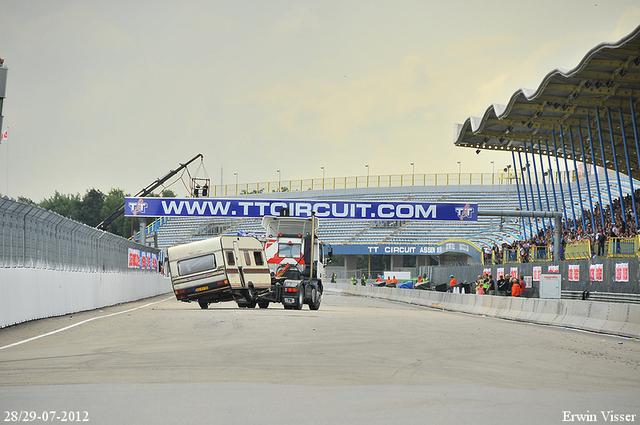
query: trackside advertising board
[{"left": 124, "top": 198, "right": 478, "bottom": 221}]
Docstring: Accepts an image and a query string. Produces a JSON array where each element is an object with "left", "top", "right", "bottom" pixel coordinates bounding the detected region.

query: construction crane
[{"left": 96, "top": 153, "right": 204, "bottom": 231}]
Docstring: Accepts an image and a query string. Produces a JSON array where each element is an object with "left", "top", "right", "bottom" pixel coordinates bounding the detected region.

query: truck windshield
[
  {"left": 177, "top": 254, "right": 216, "bottom": 276},
  {"left": 279, "top": 243, "right": 301, "bottom": 258}
]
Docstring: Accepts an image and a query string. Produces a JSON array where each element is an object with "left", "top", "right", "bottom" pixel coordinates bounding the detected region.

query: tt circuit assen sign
[
  {"left": 124, "top": 198, "right": 478, "bottom": 222},
  {"left": 331, "top": 240, "right": 483, "bottom": 263}
]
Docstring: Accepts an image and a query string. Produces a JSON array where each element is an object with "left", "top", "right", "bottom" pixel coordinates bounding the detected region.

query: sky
[{"left": 1, "top": 1, "right": 639, "bottom": 202}]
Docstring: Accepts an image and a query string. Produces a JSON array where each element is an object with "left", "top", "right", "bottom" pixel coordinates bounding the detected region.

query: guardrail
[
  {"left": 531, "top": 246, "right": 551, "bottom": 262},
  {"left": 606, "top": 237, "right": 638, "bottom": 258},
  {"left": 565, "top": 240, "right": 592, "bottom": 260},
  {"left": 562, "top": 290, "right": 640, "bottom": 304},
  {"left": 208, "top": 170, "right": 576, "bottom": 197},
  {"left": 502, "top": 249, "right": 521, "bottom": 264}
]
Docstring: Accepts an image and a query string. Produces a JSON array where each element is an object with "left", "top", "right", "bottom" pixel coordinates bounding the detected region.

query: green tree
[
  {"left": 100, "top": 188, "right": 128, "bottom": 237},
  {"left": 17, "top": 196, "right": 36, "bottom": 205},
  {"left": 78, "top": 188, "right": 105, "bottom": 227},
  {"left": 161, "top": 189, "right": 176, "bottom": 197},
  {"left": 39, "top": 191, "right": 81, "bottom": 220}
]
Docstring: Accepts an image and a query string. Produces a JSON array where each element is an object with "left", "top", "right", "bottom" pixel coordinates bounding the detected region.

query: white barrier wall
[
  {"left": 0, "top": 269, "right": 171, "bottom": 328},
  {"left": 328, "top": 283, "right": 640, "bottom": 338}
]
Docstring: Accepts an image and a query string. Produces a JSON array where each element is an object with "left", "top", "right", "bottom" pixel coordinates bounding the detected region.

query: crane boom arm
[{"left": 96, "top": 153, "right": 203, "bottom": 231}]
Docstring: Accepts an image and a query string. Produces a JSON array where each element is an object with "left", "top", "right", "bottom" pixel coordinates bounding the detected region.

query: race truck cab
[{"left": 262, "top": 215, "right": 325, "bottom": 282}]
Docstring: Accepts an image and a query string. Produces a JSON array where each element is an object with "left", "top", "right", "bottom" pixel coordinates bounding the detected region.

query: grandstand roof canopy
[{"left": 454, "top": 24, "right": 640, "bottom": 180}]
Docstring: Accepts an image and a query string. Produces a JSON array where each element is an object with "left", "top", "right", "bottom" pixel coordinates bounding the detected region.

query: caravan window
[
  {"left": 225, "top": 250, "right": 235, "bottom": 266},
  {"left": 253, "top": 251, "right": 264, "bottom": 266},
  {"left": 177, "top": 254, "right": 215, "bottom": 276},
  {"left": 243, "top": 251, "right": 252, "bottom": 266}
]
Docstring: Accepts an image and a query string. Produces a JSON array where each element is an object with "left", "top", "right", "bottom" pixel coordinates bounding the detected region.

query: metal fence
[
  {"left": 209, "top": 170, "right": 577, "bottom": 197},
  {"left": 0, "top": 197, "right": 159, "bottom": 272}
]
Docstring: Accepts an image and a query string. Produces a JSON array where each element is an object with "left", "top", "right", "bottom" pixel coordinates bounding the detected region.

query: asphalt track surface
[{"left": 1, "top": 291, "right": 639, "bottom": 425}]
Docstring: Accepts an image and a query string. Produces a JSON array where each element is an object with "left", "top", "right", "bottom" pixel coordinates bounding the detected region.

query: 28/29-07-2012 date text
[{"left": 4, "top": 411, "right": 89, "bottom": 422}]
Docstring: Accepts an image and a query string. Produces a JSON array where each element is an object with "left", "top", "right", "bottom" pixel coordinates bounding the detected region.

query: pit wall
[
  {"left": 0, "top": 269, "right": 171, "bottom": 328},
  {"left": 326, "top": 282, "right": 640, "bottom": 338}
]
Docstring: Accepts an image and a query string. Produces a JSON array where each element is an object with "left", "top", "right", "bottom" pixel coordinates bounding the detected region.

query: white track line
[{"left": 0, "top": 296, "right": 173, "bottom": 351}]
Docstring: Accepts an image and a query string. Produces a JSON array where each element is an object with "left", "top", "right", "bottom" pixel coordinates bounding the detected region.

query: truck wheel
[
  {"left": 258, "top": 300, "right": 270, "bottom": 309},
  {"left": 294, "top": 284, "right": 304, "bottom": 310},
  {"left": 198, "top": 301, "right": 209, "bottom": 309},
  {"left": 308, "top": 287, "right": 322, "bottom": 310}
]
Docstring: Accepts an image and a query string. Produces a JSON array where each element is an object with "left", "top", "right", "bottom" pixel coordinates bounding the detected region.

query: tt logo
[
  {"left": 455, "top": 205, "right": 474, "bottom": 220},
  {"left": 128, "top": 199, "right": 149, "bottom": 215}
]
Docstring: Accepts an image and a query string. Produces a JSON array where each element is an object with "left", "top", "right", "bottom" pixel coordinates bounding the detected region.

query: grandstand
[{"left": 150, "top": 169, "right": 634, "bottom": 255}]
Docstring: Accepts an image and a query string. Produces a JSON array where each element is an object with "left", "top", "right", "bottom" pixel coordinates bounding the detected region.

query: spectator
[
  {"left": 497, "top": 276, "right": 508, "bottom": 296},
  {"left": 475, "top": 275, "right": 484, "bottom": 295},
  {"left": 511, "top": 278, "right": 521, "bottom": 297}
]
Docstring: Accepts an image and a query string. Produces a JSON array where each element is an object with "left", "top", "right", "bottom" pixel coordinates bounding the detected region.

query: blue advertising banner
[
  {"left": 124, "top": 197, "right": 478, "bottom": 221},
  {"left": 329, "top": 240, "right": 483, "bottom": 263}
]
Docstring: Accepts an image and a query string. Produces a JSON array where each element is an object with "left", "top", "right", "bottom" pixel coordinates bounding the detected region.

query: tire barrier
[{"left": 327, "top": 282, "right": 640, "bottom": 338}]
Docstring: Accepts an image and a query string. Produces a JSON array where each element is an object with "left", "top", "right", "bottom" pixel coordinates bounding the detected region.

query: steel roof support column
[
  {"left": 586, "top": 115, "right": 606, "bottom": 229},
  {"left": 631, "top": 96, "right": 640, "bottom": 228},
  {"left": 595, "top": 106, "right": 615, "bottom": 224},
  {"left": 619, "top": 106, "right": 638, "bottom": 230},
  {"left": 552, "top": 131, "right": 569, "bottom": 229},
  {"left": 559, "top": 126, "right": 577, "bottom": 230},
  {"left": 538, "top": 141, "right": 553, "bottom": 231},
  {"left": 529, "top": 139, "right": 547, "bottom": 232},
  {"left": 545, "top": 140, "right": 559, "bottom": 215},
  {"left": 568, "top": 126, "right": 587, "bottom": 231},
  {"left": 511, "top": 150, "right": 528, "bottom": 239},
  {"left": 523, "top": 148, "right": 540, "bottom": 236},
  {"left": 577, "top": 124, "right": 596, "bottom": 231},
  {"left": 517, "top": 150, "right": 534, "bottom": 238},
  {"left": 606, "top": 106, "right": 626, "bottom": 227}
]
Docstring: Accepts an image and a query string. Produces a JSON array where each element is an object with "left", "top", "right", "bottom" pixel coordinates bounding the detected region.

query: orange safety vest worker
[{"left": 449, "top": 275, "right": 457, "bottom": 286}]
